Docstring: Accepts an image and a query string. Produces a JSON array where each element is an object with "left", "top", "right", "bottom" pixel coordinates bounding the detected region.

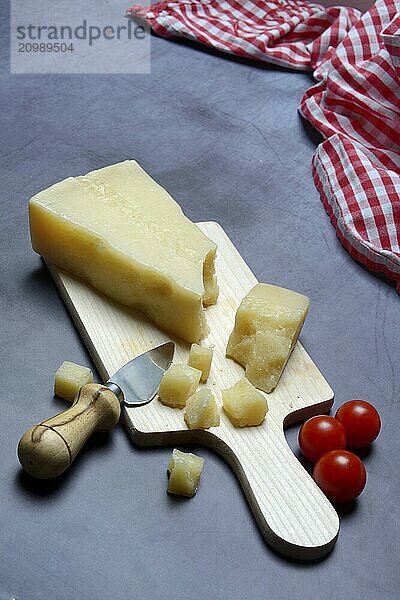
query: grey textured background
[{"left": 1, "top": 3, "right": 399, "bottom": 599}]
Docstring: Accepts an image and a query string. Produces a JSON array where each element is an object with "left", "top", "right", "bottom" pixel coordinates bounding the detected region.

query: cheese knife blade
[{"left": 107, "top": 342, "right": 174, "bottom": 407}]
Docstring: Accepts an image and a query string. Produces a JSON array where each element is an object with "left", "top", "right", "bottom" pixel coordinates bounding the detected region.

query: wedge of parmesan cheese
[
  {"left": 29, "top": 161, "right": 218, "bottom": 342},
  {"left": 226, "top": 283, "right": 309, "bottom": 393}
]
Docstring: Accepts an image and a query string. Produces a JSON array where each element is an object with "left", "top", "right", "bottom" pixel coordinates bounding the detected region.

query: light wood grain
[
  {"left": 18, "top": 384, "right": 120, "bottom": 479},
  {"left": 48, "top": 221, "right": 339, "bottom": 560}
]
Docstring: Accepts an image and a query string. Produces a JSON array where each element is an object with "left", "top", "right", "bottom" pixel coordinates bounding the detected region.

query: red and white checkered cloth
[{"left": 128, "top": 0, "right": 400, "bottom": 291}]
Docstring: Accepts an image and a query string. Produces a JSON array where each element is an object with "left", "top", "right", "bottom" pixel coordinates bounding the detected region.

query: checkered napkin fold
[{"left": 128, "top": 0, "right": 400, "bottom": 291}]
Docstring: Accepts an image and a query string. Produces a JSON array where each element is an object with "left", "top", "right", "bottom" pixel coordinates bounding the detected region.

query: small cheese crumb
[
  {"left": 54, "top": 361, "right": 93, "bottom": 402},
  {"left": 184, "top": 388, "right": 220, "bottom": 430},
  {"left": 158, "top": 364, "right": 201, "bottom": 408},
  {"left": 187, "top": 344, "right": 213, "bottom": 382},
  {"left": 167, "top": 449, "right": 204, "bottom": 497},
  {"left": 222, "top": 378, "right": 268, "bottom": 427}
]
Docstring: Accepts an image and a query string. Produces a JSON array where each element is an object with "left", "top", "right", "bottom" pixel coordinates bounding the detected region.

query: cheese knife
[{"left": 18, "top": 342, "right": 174, "bottom": 479}]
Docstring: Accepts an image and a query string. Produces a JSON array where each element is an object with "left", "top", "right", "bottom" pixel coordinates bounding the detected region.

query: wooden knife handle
[{"left": 17, "top": 383, "right": 121, "bottom": 479}]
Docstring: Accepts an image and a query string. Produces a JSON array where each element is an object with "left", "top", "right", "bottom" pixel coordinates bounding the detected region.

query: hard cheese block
[
  {"left": 226, "top": 283, "right": 310, "bottom": 393},
  {"left": 54, "top": 361, "right": 93, "bottom": 402},
  {"left": 187, "top": 343, "right": 213, "bottom": 381},
  {"left": 184, "top": 388, "right": 220, "bottom": 430},
  {"left": 29, "top": 161, "right": 218, "bottom": 343},
  {"left": 167, "top": 449, "right": 204, "bottom": 497},
  {"left": 222, "top": 378, "right": 268, "bottom": 427}
]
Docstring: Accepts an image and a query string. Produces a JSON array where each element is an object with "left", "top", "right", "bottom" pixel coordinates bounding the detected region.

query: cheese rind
[
  {"left": 187, "top": 344, "right": 213, "bottom": 382},
  {"left": 167, "top": 449, "right": 204, "bottom": 497},
  {"left": 54, "top": 361, "right": 93, "bottom": 402},
  {"left": 184, "top": 388, "right": 220, "bottom": 429},
  {"left": 158, "top": 364, "right": 201, "bottom": 408},
  {"left": 226, "top": 283, "right": 309, "bottom": 393},
  {"left": 222, "top": 378, "right": 268, "bottom": 427},
  {"left": 29, "top": 161, "right": 218, "bottom": 343}
]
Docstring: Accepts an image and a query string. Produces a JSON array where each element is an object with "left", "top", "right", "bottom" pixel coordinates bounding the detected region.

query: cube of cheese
[
  {"left": 187, "top": 344, "right": 213, "bottom": 382},
  {"left": 158, "top": 364, "right": 201, "bottom": 408},
  {"left": 226, "top": 283, "right": 309, "bottom": 393},
  {"left": 222, "top": 378, "right": 268, "bottom": 427},
  {"left": 167, "top": 449, "right": 204, "bottom": 497},
  {"left": 54, "top": 361, "right": 93, "bottom": 402},
  {"left": 29, "top": 161, "right": 218, "bottom": 343},
  {"left": 184, "top": 388, "right": 220, "bottom": 429}
]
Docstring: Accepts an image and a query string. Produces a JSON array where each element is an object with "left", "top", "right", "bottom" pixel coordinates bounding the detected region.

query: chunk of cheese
[
  {"left": 167, "top": 449, "right": 204, "bottom": 497},
  {"left": 187, "top": 344, "right": 213, "bottom": 382},
  {"left": 158, "top": 364, "right": 201, "bottom": 408},
  {"left": 226, "top": 283, "right": 309, "bottom": 393},
  {"left": 184, "top": 388, "right": 220, "bottom": 429},
  {"left": 29, "top": 161, "right": 219, "bottom": 343},
  {"left": 54, "top": 361, "right": 93, "bottom": 402},
  {"left": 222, "top": 378, "right": 268, "bottom": 427}
]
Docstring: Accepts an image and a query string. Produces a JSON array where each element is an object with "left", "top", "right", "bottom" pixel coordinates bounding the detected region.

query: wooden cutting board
[{"left": 48, "top": 221, "right": 339, "bottom": 560}]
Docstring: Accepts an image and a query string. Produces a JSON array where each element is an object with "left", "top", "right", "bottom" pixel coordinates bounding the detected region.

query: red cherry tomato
[
  {"left": 298, "top": 416, "right": 347, "bottom": 463},
  {"left": 313, "top": 450, "right": 367, "bottom": 502},
  {"left": 335, "top": 400, "right": 381, "bottom": 448}
]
